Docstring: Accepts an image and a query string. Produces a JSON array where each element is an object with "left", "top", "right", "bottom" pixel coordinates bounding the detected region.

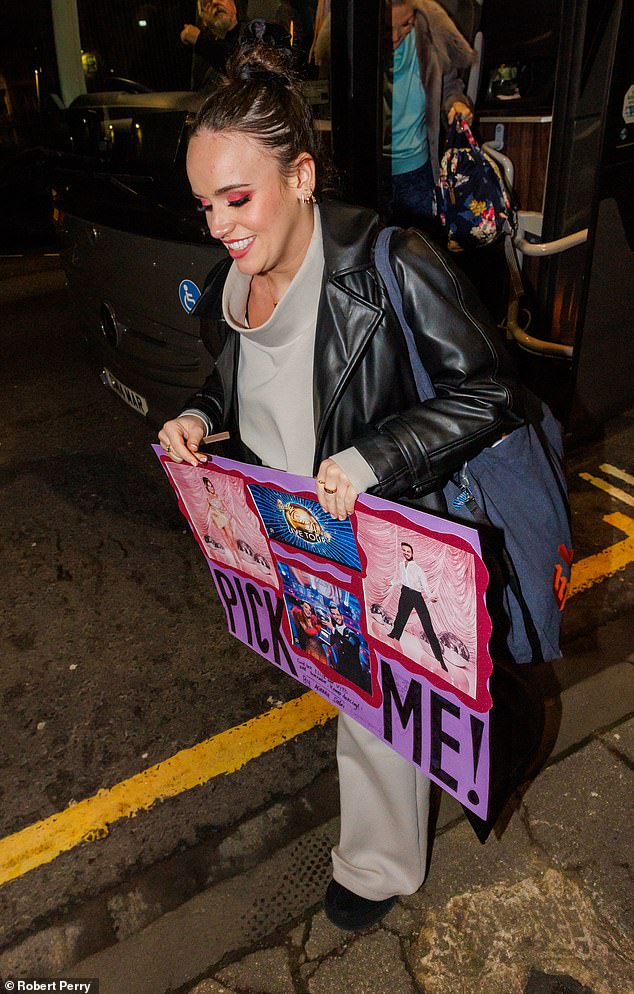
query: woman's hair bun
[
  {"left": 226, "top": 24, "right": 295, "bottom": 89},
  {"left": 237, "top": 65, "right": 292, "bottom": 87},
  {"left": 191, "top": 23, "right": 334, "bottom": 196}
]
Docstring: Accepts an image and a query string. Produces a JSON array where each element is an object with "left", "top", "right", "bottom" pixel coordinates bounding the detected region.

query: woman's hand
[
  {"left": 315, "top": 458, "right": 358, "bottom": 520},
  {"left": 448, "top": 101, "right": 474, "bottom": 125},
  {"left": 158, "top": 416, "right": 207, "bottom": 466}
]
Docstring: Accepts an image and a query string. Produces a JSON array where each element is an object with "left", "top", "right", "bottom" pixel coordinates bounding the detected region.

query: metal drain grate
[
  {"left": 237, "top": 822, "right": 335, "bottom": 943},
  {"left": 64, "top": 819, "right": 341, "bottom": 994}
]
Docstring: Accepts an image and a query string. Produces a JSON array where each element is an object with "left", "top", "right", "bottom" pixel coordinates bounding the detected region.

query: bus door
[
  {"left": 329, "top": 0, "right": 633, "bottom": 432},
  {"left": 477, "top": 0, "right": 633, "bottom": 429}
]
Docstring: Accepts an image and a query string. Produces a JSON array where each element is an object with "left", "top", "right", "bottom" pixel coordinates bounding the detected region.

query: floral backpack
[{"left": 435, "top": 117, "right": 518, "bottom": 252}]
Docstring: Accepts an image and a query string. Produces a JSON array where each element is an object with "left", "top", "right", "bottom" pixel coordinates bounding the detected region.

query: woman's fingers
[
  {"left": 343, "top": 486, "right": 358, "bottom": 515},
  {"left": 158, "top": 417, "right": 207, "bottom": 466},
  {"left": 315, "top": 459, "right": 358, "bottom": 520}
]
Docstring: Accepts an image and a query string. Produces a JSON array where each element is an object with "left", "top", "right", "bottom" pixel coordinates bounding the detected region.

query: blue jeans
[{"left": 385, "top": 160, "right": 440, "bottom": 236}]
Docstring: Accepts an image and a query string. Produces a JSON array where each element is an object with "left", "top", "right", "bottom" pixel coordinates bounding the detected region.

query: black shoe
[
  {"left": 385, "top": 630, "right": 400, "bottom": 640},
  {"left": 324, "top": 879, "right": 397, "bottom": 930}
]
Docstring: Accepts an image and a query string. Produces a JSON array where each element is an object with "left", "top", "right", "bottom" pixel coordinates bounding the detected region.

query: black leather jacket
[{"left": 185, "top": 198, "right": 524, "bottom": 508}]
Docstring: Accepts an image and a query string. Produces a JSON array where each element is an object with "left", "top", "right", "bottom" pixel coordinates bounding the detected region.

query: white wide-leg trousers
[{"left": 331, "top": 712, "right": 431, "bottom": 901}]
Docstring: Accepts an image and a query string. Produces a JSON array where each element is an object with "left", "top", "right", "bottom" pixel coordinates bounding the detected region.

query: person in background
[
  {"left": 180, "top": 0, "right": 240, "bottom": 87},
  {"left": 384, "top": 0, "right": 475, "bottom": 233},
  {"left": 158, "top": 41, "right": 523, "bottom": 932},
  {"left": 181, "top": 8, "right": 292, "bottom": 89}
]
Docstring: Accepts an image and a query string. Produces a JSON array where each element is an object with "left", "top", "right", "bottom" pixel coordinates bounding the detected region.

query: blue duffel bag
[{"left": 374, "top": 226, "right": 573, "bottom": 666}]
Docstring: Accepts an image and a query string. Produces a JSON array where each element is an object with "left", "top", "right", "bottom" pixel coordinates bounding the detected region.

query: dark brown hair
[{"left": 190, "top": 42, "right": 328, "bottom": 192}]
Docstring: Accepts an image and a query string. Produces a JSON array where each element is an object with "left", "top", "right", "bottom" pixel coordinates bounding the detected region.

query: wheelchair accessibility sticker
[{"left": 179, "top": 280, "right": 201, "bottom": 313}]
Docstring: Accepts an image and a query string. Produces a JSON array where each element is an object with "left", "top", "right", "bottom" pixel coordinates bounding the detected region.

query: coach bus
[{"left": 3, "top": 0, "right": 632, "bottom": 434}]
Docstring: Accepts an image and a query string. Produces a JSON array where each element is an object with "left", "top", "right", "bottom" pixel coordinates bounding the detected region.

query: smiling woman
[
  {"left": 187, "top": 129, "right": 316, "bottom": 326},
  {"left": 157, "top": 39, "right": 526, "bottom": 931}
]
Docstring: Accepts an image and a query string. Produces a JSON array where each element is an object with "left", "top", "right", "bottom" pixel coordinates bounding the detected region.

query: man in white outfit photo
[{"left": 386, "top": 541, "right": 447, "bottom": 670}]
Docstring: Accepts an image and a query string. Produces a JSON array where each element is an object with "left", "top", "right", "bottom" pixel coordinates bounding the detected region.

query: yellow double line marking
[
  {"left": 578, "top": 463, "right": 634, "bottom": 508},
  {"left": 0, "top": 693, "right": 337, "bottom": 886},
  {"left": 572, "top": 463, "right": 634, "bottom": 595},
  {"left": 569, "top": 511, "right": 634, "bottom": 595},
  {"left": 1, "top": 462, "right": 633, "bottom": 887}
]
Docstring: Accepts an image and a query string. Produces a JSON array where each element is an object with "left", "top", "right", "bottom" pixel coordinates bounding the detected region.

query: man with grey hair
[{"left": 180, "top": 0, "right": 240, "bottom": 87}]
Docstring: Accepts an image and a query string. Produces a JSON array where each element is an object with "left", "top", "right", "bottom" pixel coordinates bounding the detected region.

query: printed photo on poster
[
  {"left": 161, "top": 460, "right": 278, "bottom": 588},
  {"left": 357, "top": 515, "right": 480, "bottom": 702},
  {"left": 248, "top": 484, "right": 362, "bottom": 572},
  {"left": 278, "top": 562, "right": 372, "bottom": 696},
  {"left": 153, "top": 448, "right": 493, "bottom": 818}
]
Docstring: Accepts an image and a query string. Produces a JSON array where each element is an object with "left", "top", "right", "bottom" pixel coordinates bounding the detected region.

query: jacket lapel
[
  {"left": 311, "top": 199, "right": 385, "bottom": 456},
  {"left": 313, "top": 272, "right": 383, "bottom": 454}
]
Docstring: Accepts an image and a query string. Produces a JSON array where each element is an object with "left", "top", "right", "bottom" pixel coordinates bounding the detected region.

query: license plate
[{"left": 101, "top": 368, "right": 149, "bottom": 416}]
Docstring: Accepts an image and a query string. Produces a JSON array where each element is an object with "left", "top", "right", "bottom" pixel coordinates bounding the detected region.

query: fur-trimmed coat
[{"left": 409, "top": 0, "right": 475, "bottom": 182}]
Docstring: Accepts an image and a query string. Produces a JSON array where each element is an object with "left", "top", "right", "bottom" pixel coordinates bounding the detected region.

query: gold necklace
[{"left": 265, "top": 274, "right": 278, "bottom": 308}]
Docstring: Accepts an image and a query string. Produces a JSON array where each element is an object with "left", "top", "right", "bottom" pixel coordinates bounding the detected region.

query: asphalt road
[
  {"left": 1, "top": 251, "right": 632, "bottom": 958},
  {"left": 0, "top": 253, "right": 337, "bottom": 949}
]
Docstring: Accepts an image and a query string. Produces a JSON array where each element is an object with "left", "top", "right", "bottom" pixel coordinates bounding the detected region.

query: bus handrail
[
  {"left": 506, "top": 302, "right": 574, "bottom": 358},
  {"left": 514, "top": 228, "right": 589, "bottom": 256},
  {"left": 500, "top": 212, "right": 582, "bottom": 358}
]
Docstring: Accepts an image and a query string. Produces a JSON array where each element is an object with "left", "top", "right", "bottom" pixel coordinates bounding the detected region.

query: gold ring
[
  {"left": 165, "top": 444, "right": 172, "bottom": 453},
  {"left": 324, "top": 486, "right": 337, "bottom": 494},
  {"left": 317, "top": 479, "right": 326, "bottom": 485}
]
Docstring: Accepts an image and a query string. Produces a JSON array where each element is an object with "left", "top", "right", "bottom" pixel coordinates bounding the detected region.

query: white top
[
  {"left": 222, "top": 208, "right": 322, "bottom": 475},
  {"left": 219, "top": 207, "right": 378, "bottom": 491},
  {"left": 391, "top": 559, "right": 433, "bottom": 597}
]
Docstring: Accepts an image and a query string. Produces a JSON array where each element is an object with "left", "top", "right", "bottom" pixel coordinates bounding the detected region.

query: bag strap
[
  {"left": 375, "top": 226, "right": 546, "bottom": 654},
  {"left": 373, "top": 226, "right": 437, "bottom": 403}
]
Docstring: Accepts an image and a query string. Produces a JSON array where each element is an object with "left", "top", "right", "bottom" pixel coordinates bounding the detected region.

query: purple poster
[{"left": 155, "top": 448, "right": 493, "bottom": 819}]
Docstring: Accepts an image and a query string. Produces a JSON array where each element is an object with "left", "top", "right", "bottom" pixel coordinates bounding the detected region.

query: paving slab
[
  {"left": 403, "top": 792, "right": 542, "bottom": 916},
  {"left": 548, "top": 662, "right": 634, "bottom": 757},
  {"left": 306, "top": 930, "right": 418, "bottom": 994},
  {"left": 303, "top": 911, "right": 347, "bottom": 962},
  {"left": 435, "top": 653, "right": 634, "bottom": 837},
  {"left": 599, "top": 717, "right": 634, "bottom": 764},
  {"left": 414, "top": 867, "right": 634, "bottom": 994},
  {"left": 217, "top": 947, "right": 295, "bottom": 994},
  {"left": 188, "top": 982, "right": 234, "bottom": 994},
  {"left": 288, "top": 923, "right": 308, "bottom": 948},
  {"left": 522, "top": 729, "right": 634, "bottom": 932},
  {"left": 0, "top": 921, "right": 85, "bottom": 977}
]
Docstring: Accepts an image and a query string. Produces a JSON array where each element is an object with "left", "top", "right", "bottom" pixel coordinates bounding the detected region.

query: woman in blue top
[{"left": 384, "top": 0, "right": 475, "bottom": 231}]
